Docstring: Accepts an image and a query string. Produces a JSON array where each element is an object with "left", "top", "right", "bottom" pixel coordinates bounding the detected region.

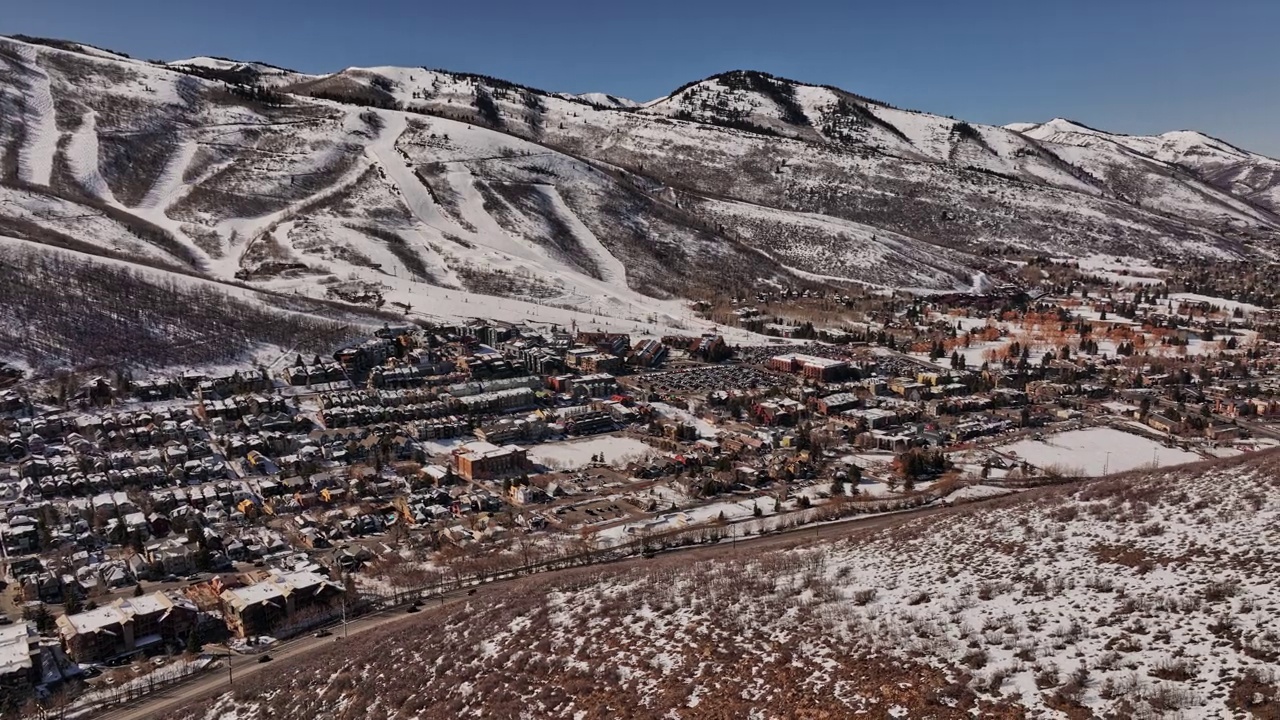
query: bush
[{"left": 852, "top": 589, "right": 878, "bottom": 606}]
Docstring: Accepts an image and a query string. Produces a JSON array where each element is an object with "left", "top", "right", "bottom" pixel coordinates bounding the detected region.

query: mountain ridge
[
  {"left": 22, "top": 32, "right": 1276, "bottom": 161},
  {"left": 2, "top": 32, "right": 1280, "bottom": 370}
]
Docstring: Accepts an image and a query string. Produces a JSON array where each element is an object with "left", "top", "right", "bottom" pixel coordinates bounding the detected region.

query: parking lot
[{"left": 626, "top": 365, "right": 788, "bottom": 396}]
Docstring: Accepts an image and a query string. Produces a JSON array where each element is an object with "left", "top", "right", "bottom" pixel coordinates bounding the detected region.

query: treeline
[
  {"left": 717, "top": 70, "right": 810, "bottom": 127},
  {"left": 671, "top": 110, "right": 784, "bottom": 138},
  {"left": 347, "top": 223, "right": 435, "bottom": 282},
  {"left": 0, "top": 245, "right": 356, "bottom": 370},
  {"left": 6, "top": 179, "right": 202, "bottom": 270},
  {"left": 10, "top": 35, "right": 129, "bottom": 57}
]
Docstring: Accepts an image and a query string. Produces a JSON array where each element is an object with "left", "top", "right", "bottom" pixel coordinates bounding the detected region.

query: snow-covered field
[
  {"left": 648, "top": 402, "right": 720, "bottom": 439},
  {"left": 527, "top": 435, "right": 656, "bottom": 470},
  {"left": 994, "top": 427, "right": 1201, "bottom": 476},
  {"left": 1169, "top": 292, "right": 1265, "bottom": 317}
]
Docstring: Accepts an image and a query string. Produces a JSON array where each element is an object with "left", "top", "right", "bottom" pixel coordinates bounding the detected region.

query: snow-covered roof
[
  {"left": 221, "top": 581, "right": 285, "bottom": 611},
  {"left": 456, "top": 441, "right": 524, "bottom": 460},
  {"left": 221, "top": 569, "right": 341, "bottom": 611},
  {"left": 772, "top": 353, "right": 848, "bottom": 368},
  {"left": 60, "top": 605, "right": 126, "bottom": 635},
  {"left": 57, "top": 592, "right": 185, "bottom": 637},
  {"left": 0, "top": 624, "right": 34, "bottom": 675}
]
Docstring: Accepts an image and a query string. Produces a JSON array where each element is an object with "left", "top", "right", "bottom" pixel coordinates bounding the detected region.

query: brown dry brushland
[
  {"left": 165, "top": 561, "right": 1023, "bottom": 720},
  {"left": 166, "top": 450, "right": 1280, "bottom": 719}
]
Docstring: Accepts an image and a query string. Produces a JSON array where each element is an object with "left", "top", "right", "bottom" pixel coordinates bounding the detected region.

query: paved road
[
  {"left": 90, "top": 590, "right": 475, "bottom": 720},
  {"left": 85, "top": 494, "right": 1024, "bottom": 720}
]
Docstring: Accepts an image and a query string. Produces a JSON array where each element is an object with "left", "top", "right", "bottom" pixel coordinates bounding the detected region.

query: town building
[
  {"left": 56, "top": 592, "right": 197, "bottom": 663},
  {"left": 767, "top": 354, "right": 851, "bottom": 382},
  {"left": 220, "top": 570, "right": 344, "bottom": 638},
  {"left": 452, "top": 441, "right": 530, "bottom": 481},
  {"left": 562, "top": 409, "right": 616, "bottom": 436},
  {"left": 815, "top": 392, "right": 860, "bottom": 415},
  {"left": 555, "top": 373, "right": 618, "bottom": 398},
  {"left": 576, "top": 332, "right": 631, "bottom": 357},
  {"left": 0, "top": 623, "right": 40, "bottom": 703},
  {"left": 474, "top": 417, "right": 547, "bottom": 445},
  {"left": 627, "top": 339, "right": 668, "bottom": 367}
]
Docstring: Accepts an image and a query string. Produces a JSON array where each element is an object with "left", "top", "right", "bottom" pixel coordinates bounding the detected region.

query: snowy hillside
[
  {"left": 3, "top": 33, "right": 1280, "bottom": 369},
  {"left": 556, "top": 91, "right": 639, "bottom": 109},
  {"left": 1013, "top": 118, "right": 1280, "bottom": 215},
  {"left": 0, "top": 34, "right": 774, "bottom": 370},
  {"left": 163, "top": 450, "right": 1280, "bottom": 719},
  {"left": 166, "top": 56, "right": 318, "bottom": 87},
  {"left": 278, "top": 62, "right": 1280, "bottom": 260}
]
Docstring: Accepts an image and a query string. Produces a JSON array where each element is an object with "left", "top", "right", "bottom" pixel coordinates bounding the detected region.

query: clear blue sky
[{"left": 6, "top": 0, "right": 1278, "bottom": 156}]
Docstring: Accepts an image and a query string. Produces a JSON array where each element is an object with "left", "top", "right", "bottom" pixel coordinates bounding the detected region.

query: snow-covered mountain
[
  {"left": 2, "top": 34, "right": 1278, "bottom": 368},
  {"left": 240, "top": 64, "right": 1280, "bottom": 267},
  {"left": 1010, "top": 118, "right": 1280, "bottom": 215},
  {"left": 165, "top": 56, "right": 319, "bottom": 87},
  {"left": 555, "top": 91, "right": 639, "bottom": 109}
]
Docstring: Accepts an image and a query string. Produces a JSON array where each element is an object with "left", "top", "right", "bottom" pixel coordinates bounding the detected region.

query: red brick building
[
  {"left": 452, "top": 441, "right": 530, "bottom": 480},
  {"left": 767, "top": 354, "right": 850, "bottom": 381}
]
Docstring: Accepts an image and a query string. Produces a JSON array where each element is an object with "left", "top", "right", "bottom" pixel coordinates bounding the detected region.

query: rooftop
[
  {"left": 457, "top": 441, "right": 525, "bottom": 460},
  {"left": 772, "top": 353, "right": 848, "bottom": 368},
  {"left": 0, "top": 623, "right": 34, "bottom": 675},
  {"left": 221, "top": 569, "right": 341, "bottom": 611},
  {"left": 58, "top": 592, "right": 183, "bottom": 636}
]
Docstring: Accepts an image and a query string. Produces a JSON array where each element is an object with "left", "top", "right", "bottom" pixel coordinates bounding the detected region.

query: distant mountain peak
[
  {"left": 555, "top": 92, "right": 639, "bottom": 109},
  {"left": 167, "top": 56, "right": 301, "bottom": 74}
]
